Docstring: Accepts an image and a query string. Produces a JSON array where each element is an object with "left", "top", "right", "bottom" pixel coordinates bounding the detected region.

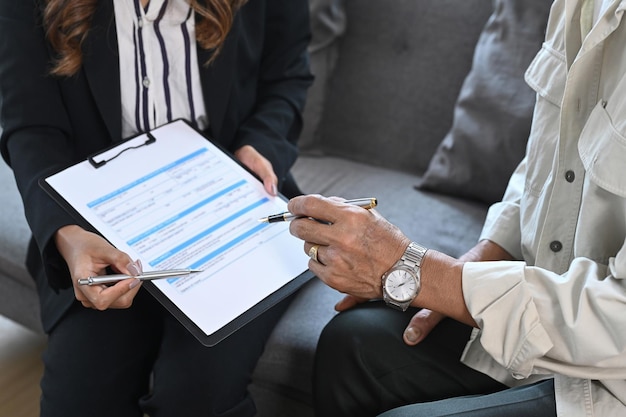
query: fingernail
[
  {"left": 404, "top": 326, "right": 420, "bottom": 343},
  {"left": 129, "top": 278, "right": 141, "bottom": 290},
  {"left": 271, "top": 183, "right": 278, "bottom": 196},
  {"left": 127, "top": 259, "right": 143, "bottom": 276}
]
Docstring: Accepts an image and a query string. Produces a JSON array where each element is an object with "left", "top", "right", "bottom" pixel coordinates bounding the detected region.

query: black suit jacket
[{"left": 0, "top": 0, "right": 312, "bottom": 331}]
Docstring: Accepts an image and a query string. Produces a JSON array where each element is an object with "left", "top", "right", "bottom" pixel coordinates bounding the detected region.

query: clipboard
[{"left": 40, "top": 119, "right": 314, "bottom": 346}]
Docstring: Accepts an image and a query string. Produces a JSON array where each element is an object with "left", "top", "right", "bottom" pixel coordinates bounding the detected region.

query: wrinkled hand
[
  {"left": 55, "top": 225, "right": 143, "bottom": 310},
  {"left": 234, "top": 145, "right": 278, "bottom": 196},
  {"left": 288, "top": 194, "right": 410, "bottom": 300}
]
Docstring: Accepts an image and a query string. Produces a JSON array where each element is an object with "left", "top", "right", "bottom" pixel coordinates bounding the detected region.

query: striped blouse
[{"left": 113, "top": 0, "right": 208, "bottom": 139}]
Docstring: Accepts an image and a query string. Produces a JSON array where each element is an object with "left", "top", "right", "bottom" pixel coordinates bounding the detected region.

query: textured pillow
[
  {"left": 299, "top": 0, "right": 346, "bottom": 151},
  {"left": 416, "top": 0, "right": 552, "bottom": 204},
  {"left": 315, "top": 0, "right": 493, "bottom": 173}
]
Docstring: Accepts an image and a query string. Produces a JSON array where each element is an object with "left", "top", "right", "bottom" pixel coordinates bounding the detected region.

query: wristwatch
[{"left": 382, "top": 242, "right": 428, "bottom": 311}]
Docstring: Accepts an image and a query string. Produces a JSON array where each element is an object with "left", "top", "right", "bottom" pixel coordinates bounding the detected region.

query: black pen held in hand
[{"left": 259, "top": 197, "right": 377, "bottom": 223}]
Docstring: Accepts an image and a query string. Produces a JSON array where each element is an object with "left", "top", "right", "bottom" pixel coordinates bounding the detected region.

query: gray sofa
[{"left": 0, "top": 0, "right": 550, "bottom": 415}]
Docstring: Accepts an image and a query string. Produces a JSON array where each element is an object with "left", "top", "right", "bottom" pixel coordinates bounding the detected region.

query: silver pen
[
  {"left": 259, "top": 197, "right": 378, "bottom": 223},
  {"left": 78, "top": 269, "right": 203, "bottom": 286}
]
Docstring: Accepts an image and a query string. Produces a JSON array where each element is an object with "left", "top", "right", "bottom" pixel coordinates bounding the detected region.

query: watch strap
[{"left": 401, "top": 242, "right": 427, "bottom": 269}]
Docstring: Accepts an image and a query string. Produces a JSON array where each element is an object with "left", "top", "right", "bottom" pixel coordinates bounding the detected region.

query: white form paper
[{"left": 44, "top": 120, "right": 310, "bottom": 339}]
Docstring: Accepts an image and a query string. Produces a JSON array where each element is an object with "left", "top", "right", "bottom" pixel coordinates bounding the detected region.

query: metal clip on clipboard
[{"left": 88, "top": 132, "right": 157, "bottom": 168}]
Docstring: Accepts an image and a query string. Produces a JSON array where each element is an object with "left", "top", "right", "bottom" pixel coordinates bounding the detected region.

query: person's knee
[
  {"left": 317, "top": 305, "right": 378, "bottom": 360},
  {"left": 316, "top": 303, "right": 406, "bottom": 383}
]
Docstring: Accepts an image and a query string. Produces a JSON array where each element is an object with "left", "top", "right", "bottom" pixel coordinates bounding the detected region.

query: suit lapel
[
  {"left": 197, "top": 13, "right": 239, "bottom": 140},
  {"left": 82, "top": 0, "right": 122, "bottom": 142}
]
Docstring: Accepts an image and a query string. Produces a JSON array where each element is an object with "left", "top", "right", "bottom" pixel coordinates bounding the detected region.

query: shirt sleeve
[
  {"left": 479, "top": 156, "right": 527, "bottom": 260},
  {"left": 463, "top": 257, "right": 626, "bottom": 380}
]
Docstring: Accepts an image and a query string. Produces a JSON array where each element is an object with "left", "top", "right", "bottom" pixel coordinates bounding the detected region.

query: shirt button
[
  {"left": 550, "top": 241, "right": 563, "bottom": 252},
  {"left": 565, "top": 170, "right": 575, "bottom": 183},
  {"left": 142, "top": 77, "right": 150, "bottom": 88}
]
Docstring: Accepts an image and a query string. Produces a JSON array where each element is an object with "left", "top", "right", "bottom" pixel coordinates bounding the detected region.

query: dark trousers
[
  {"left": 313, "top": 301, "right": 556, "bottom": 417},
  {"left": 40, "top": 288, "right": 290, "bottom": 417}
]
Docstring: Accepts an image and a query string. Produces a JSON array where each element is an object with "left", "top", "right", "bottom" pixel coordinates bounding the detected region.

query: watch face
[{"left": 384, "top": 269, "right": 418, "bottom": 303}]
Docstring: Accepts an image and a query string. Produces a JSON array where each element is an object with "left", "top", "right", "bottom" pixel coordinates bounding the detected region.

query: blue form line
[
  {"left": 127, "top": 180, "right": 248, "bottom": 246},
  {"left": 87, "top": 148, "right": 208, "bottom": 208},
  {"left": 165, "top": 222, "right": 269, "bottom": 284},
  {"left": 149, "top": 197, "right": 269, "bottom": 266},
  {"left": 191, "top": 222, "right": 269, "bottom": 270}
]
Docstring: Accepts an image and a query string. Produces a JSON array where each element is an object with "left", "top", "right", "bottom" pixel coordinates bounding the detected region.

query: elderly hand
[
  {"left": 288, "top": 194, "right": 410, "bottom": 300},
  {"left": 55, "top": 225, "right": 143, "bottom": 310},
  {"left": 402, "top": 239, "right": 515, "bottom": 345},
  {"left": 290, "top": 194, "right": 480, "bottom": 330},
  {"left": 234, "top": 145, "right": 278, "bottom": 196}
]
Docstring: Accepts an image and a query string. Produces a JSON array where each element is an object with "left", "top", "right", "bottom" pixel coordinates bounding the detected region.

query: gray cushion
[
  {"left": 416, "top": 0, "right": 552, "bottom": 204},
  {"left": 0, "top": 160, "right": 32, "bottom": 288},
  {"left": 0, "top": 159, "right": 41, "bottom": 331},
  {"left": 299, "top": 0, "right": 346, "bottom": 151},
  {"left": 315, "top": 0, "right": 493, "bottom": 174},
  {"left": 309, "top": 0, "right": 346, "bottom": 53}
]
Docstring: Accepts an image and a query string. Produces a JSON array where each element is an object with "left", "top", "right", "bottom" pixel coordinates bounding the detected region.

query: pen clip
[{"left": 89, "top": 132, "right": 157, "bottom": 168}]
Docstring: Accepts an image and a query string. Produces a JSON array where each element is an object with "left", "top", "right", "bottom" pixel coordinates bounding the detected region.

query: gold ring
[{"left": 308, "top": 244, "right": 320, "bottom": 263}]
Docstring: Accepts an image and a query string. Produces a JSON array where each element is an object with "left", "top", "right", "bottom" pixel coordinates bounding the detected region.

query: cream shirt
[{"left": 459, "top": 0, "right": 626, "bottom": 416}]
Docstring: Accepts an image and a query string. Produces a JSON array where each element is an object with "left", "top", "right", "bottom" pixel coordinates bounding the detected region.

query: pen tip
[{"left": 258, "top": 217, "right": 269, "bottom": 223}]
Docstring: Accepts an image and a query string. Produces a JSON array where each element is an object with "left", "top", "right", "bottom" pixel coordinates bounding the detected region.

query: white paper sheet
[{"left": 44, "top": 120, "right": 310, "bottom": 341}]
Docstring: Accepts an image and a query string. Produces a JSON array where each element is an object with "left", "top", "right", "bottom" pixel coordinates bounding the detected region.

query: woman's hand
[
  {"left": 289, "top": 194, "right": 410, "bottom": 300},
  {"left": 54, "top": 225, "right": 143, "bottom": 310},
  {"left": 234, "top": 145, "right": 278, "bottom": 196}
]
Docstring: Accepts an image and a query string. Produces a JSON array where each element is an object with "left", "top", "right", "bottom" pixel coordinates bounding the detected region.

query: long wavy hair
[{"left": 43, "top": 0, "right": 247, "bottom": 76}]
